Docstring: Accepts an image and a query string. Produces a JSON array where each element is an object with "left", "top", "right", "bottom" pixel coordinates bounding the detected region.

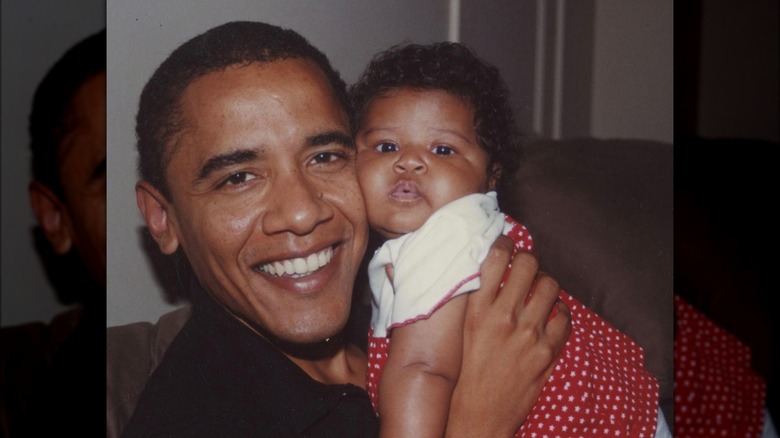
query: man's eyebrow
[
  {"left": 306, "top": 130, "right": 355, "bottom": 149},
  {"left": 196, "top": 149, "right": 259, "bottom": 181}
]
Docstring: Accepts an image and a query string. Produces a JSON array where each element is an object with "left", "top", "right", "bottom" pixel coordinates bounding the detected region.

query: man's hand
[{"left": 447, "top": 236, "right": 571, "bottom": 437}]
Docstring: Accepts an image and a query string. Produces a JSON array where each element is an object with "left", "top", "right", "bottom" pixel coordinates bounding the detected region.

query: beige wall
[
  {"left": 590, "top": 0, "right": 673, "bottom": 143},
  {"left": 460, "top": 0, "right": 673, "bottom": 143}
]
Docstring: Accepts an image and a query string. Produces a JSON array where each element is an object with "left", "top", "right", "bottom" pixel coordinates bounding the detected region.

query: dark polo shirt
[{"left": 121, "top": 290, "right": 378, "bottom": 437}]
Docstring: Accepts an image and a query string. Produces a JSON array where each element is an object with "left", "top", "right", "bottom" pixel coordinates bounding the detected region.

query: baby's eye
[
  {"left": 432, "top": 145, "right": 455, "bottom": 156},
  {"left": 375, "top": 142, "right": 399, "bottom": 153},
  {"left": 220, "top": 171, "right": 256, "bottom": 188}
]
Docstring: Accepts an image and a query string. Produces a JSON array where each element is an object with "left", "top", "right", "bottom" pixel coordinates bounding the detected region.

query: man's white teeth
[{"left": 261, "top": 247, "right": 333, "bottom": 277}]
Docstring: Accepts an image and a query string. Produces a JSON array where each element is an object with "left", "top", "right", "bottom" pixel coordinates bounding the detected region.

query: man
[
  {"left": 122, "top": 21, "right": 569, "bottom": 436},
  {"left": 0, "top": 29, "right": 106, "bottom": 436}
]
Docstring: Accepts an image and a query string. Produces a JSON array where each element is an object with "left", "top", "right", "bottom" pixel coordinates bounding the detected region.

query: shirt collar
[{"left": 190, "top": 287, "right": 369, "bottom": 433}]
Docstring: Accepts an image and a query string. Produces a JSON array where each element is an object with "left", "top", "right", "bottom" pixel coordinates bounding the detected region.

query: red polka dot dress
[
  {"left": 674, "top": 295, "right": 766, "bottom": 438},
  {"left": 367, "top": 216, "right": 660, "bottom": 437}
]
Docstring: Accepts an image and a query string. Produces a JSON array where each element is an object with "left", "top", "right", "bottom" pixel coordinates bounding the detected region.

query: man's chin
[
  {"left": 284, "top": 315, "right": 348, "bottom": 344},
  {"left": 240, "top": 309, "right": 348, "bottom": 346},
  {"left": 267, "top": 325, "right": 349, "bottom": 360}
]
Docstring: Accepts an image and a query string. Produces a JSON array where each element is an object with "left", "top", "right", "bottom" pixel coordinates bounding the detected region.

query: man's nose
[
  {"left": 394, "top": 150, "right": 426, "bottom": 174},
  {"left": 261, "top": 170, "right": 333, "bottom": 235}
]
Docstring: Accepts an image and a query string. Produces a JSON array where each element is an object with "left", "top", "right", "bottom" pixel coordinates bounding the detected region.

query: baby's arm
[{"left": 378, "top": 293, "right": 468, "bottom": 438}]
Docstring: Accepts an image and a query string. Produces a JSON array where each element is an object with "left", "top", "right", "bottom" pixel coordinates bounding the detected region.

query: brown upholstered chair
[{"left": 505, "top": 138, "right": 673, "bottom": 426}]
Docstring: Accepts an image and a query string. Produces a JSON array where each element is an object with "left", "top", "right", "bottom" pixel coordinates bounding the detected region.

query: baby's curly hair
[{"left": 349, "top": 42, "right": 523, "bottom": 195}]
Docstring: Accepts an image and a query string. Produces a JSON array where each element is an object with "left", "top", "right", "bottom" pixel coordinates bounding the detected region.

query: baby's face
[{"left": 356, "top": 88, "right": 492, "bottom": 239}]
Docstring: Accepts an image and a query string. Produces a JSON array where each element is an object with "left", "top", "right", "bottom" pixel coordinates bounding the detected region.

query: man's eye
[
  {"left": 311, "top": 151, "right": 347, "bottom": 164},
  {"left": 432, "top": 145, "right": 454, "bottom": 155},
  {"left": 375, "top": 142, "right": 398, "bottom": 153},
  {"left": 220, "top": 171, "right": 256, "bottom": 187}
]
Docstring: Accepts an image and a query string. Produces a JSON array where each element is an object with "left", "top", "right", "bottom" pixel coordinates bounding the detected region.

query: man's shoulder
[
  {"left": 114, "top": 302, "right": 292, "bottom": 438},
  {"left": 1, "top": 307, "right": 84, "bottom": 391},
  {"left": 106, "top": 305, "right": 192, "bottom": 438},
  {"left": 107, "top": 306, "right": 192, "bottom": 370},
  {"left": 1, "top": 307, "right": 83, "bottom": 359}
]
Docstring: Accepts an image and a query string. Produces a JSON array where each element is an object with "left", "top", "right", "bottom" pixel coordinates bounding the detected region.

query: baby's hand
[{"left": 384, "top": 263, "right": 395, "bottom": 282}]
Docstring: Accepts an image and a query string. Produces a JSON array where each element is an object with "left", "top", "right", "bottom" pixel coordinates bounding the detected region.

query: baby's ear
[{"left": 487, "top": 163, "right": 502, "bottom": 191}]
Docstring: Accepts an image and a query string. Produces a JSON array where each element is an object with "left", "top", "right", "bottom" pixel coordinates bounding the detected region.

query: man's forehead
[
  {"left": 176, "top": 60, "right": 343, "bottom": 130},
  {"left": 186, "top": 59, "right": 332, "bottom": 99},
  {"left": 164, "top": 59, "right": 349, "bottom": 174}
]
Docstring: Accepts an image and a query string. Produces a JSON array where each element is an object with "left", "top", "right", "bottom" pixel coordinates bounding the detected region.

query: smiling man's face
[{"left": 138, "top": 59, "right": 368, "bottom": 344}]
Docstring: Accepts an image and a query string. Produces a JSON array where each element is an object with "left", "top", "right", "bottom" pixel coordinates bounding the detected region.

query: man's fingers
[
  {"left": 493, "top": 251, "right": 538, "bottom": 312},
  {"left": 519, "top": 272, "right": 559, "bottom": 323},
  {"left": 545, "top": 300, "right": 572, "bottom": 356},
  {"left": 475, "top": 236, "right": 513, "bottom": 301}
]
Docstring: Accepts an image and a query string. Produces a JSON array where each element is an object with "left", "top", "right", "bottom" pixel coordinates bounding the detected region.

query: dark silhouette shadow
[
  {"left": 31, "top": 226, "right": 99, "bottom": 307},
  {"left": 675, "top": 136, "right": 779, "bottom": 427}
]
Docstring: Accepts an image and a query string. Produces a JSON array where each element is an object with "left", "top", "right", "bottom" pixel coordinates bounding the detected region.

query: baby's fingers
[{"left": 384, "top": 263, "right": 395, "bottom": 283}]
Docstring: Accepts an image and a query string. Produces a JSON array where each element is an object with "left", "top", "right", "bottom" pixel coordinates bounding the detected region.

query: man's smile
[{"left": 255, "top": 245, "right": 334, "bottom": 277}]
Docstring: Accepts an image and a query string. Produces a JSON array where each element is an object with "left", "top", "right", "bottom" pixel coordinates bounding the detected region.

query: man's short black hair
[
  {"left": 29, "top": 28, "right": 106, "bottom": 197},
  {"left": 348, "top": 42, "right": 523, "bottom": 196},
  {"left": 136, "top": 21, "right": 350, "bottom": 199}
]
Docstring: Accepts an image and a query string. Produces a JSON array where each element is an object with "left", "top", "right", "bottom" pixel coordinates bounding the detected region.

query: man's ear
[
  {"left": 487, "top": 163, "right": 502, "bottom": 191},
  {"left": 29, "top": 181, "right": 73, "bottom": 255},
  {"left": 136, "top": 181, "right": 180, "bottom": 255}
]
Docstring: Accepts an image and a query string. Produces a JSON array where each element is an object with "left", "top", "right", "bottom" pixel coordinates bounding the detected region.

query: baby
[{"left": 350, "top": 42, "right": 668, "bottom": 437}]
